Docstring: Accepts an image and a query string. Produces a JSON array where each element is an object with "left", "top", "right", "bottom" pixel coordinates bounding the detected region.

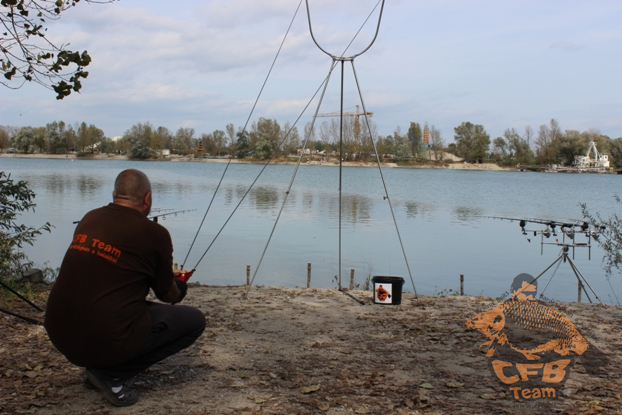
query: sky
[{"left": 2, "top": 0, "right": 622, "bottom": 143}]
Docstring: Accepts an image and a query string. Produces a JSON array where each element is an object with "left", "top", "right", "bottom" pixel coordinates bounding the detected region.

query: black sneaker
[{"left": 85, "top": 369, "right": 138, "bottom": 407}]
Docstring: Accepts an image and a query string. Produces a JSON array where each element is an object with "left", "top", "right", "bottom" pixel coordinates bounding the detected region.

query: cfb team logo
[{"left": 466, "top": 273, "right": 597, "bottom": 402}]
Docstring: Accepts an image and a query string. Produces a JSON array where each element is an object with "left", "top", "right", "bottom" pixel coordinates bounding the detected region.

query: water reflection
[
  {"left": 235, "top": 183, "right": 248, "bottom": 200},
  {"left": 321, "top": 193, "right": 373, "bottom": 225},
  {"left": 451, "top": 206, "right": 484, "bottom": 224},
  {"left": 42, "top": 174, "right": 70, "bottom": 194},
  {"left": 301, "top": 190, "right": 316, "bottom": 215},
  {"left": 31, "top": 172, "right": 106, "bottom": 197},
  {"left": 249, "top": 185, "right": 281, "bottom": 211},
  {"left": 77, "top": 175, "right": 102, "bottom": 194},
  {"left": 404, "top": 201, "right": 436, "bottom": 219}
]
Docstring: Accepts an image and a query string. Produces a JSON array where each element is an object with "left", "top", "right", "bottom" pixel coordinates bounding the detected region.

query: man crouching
[{"left": 44, "top": 169, "right": 205, "bottom": 407}]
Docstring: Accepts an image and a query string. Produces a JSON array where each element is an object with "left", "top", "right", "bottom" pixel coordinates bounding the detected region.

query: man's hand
[{"left": 174, "top": 280, "right": 188, "bottom": 304}]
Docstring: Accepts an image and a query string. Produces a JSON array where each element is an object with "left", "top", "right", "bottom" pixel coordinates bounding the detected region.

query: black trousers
[{"left": 89, "top": 302, "right": 206, "bottom": 381}]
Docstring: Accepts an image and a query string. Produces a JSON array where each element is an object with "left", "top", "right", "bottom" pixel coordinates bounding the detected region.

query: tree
[
  {"left": 172, "top": 127, "right": 195, "bottom": 155},
  {"left": 199, "top": 132, "right": 212, "bottom": 154},
  {"left": 534, "top": 119, "right": 563, "bottom": 164},
  {"left": 63, "top": 123, "right": 76, "bottom": 152},
  {"left": 0, "top": 171, "right": 52, "bottom": 280},
  {"left": 13, "top": 126, "right": 35, "bottom": 153},
  {"left": 124, "top": 122, "right": 154, "bottom": 159},
  {"left": 255, "top": 136, "right": 274, "bottom": 160},
  {"left": 407, "top": 122, "right": 422, "bottom": 160},
  {"left": 0, "top": 126, "right": 9, "bottom": 150},
  {"left": 225, "top": 123, "right": 236, "bottom": 154},
  {"left": 235, "top": 130, "right": 250, "bottom": 159},
  {"left": 45, "top": 121, "right": 63, "bottom": 154},
  {"left": 492, "top": 137, "right": 507, "bottom": 162},
  {"left": 558, "top": 130, "right": 588, "bottom": 165},
  {"left": 453, "top": 122, "right": 490, "bottom": 163},
  {"left": 75, "top": 122, "right": 103, "bottom": 154},
  {"left": 429, "top": 125, "right": 444, "bottom": 161},
  {"left": 281, "top": 122, "right": 300, "bottom": 157},
  {"left": 1, "top": 0, "right": 115, "bottom": 99},
  {"left": 581, "top": 196, "right": 622, "bottom": 281},
  {"left": 212, "top": 129, "right": 226, "bottom": 156},
  {"left": 359, "top": 119, "right": 378, "bottom": 159},
  {"left": 31, "top": 126, "right": 46, "bottom": 153},
  {"left": 151, "top": 126, "right": 172, "bottom": 156},
  {"left": 251, "top": 118, "right": 280, "bottom": 158},
  {"left": 523, "top": 125, "right": 534, "bottom": 149},
  {"left": 393, "top": 126, "right": 411, "bottom": 161},
  {"left": 608, "top": 138, "right": 622, "bottom": 168},
  {"left": 502, "top": 127, "right": 533, "bottom": 165},
  {"left": 319, "top": 121, "right": 332, "bottom": 148},
  {"left": 98, "top": 136, "right": 114, "bottom": 153}
]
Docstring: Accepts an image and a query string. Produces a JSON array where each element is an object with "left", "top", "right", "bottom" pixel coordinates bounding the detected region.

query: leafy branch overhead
[{"left": 1, "top": 0, "right": 115, "bottom": 99}]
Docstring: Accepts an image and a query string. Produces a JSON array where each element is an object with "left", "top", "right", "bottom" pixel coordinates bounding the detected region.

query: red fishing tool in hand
[{"left": 174, "top": 268, "right": 195, "bottom": 283}]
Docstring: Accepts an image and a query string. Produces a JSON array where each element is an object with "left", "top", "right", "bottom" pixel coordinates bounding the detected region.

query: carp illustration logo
[{"left": 466, "top": 273, "right": 591, "bottom": 401}]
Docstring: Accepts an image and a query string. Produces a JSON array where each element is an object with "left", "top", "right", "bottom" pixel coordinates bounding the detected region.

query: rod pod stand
[{"left": 532, "top": 245, "right": 605, "bottom": 306}]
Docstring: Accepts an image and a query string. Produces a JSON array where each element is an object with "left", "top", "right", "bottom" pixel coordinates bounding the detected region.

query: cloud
[
  {"left": 548, "top": 41, "right": 586, "bottom": 52},
  {"left": 2, "top": 0, "right": 622, "bottom": 140}
]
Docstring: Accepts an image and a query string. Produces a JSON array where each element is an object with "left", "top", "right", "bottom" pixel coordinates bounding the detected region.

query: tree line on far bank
[
  {"left": 1, "top": 118, "right": 621, "bottom": 168},
  {"left": 459, "top": 118, "right": 622, "bottom": 168}
]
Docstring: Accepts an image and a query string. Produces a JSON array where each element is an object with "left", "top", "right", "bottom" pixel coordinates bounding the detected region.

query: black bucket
[{"left": 371, "top": 276, "right": 405, "bottom": 305}]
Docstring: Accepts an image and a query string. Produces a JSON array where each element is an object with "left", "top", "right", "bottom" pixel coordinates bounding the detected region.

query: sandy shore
[
  {"left": 1, "top": 284, "right": 620, "bottom": 414},
  {"left": 0, "top": 152, "right": 507, "bottom": 171}
]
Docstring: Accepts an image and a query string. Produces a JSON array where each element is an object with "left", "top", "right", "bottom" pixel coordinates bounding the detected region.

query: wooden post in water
[
  {"left": 246, "top": 265, "right": 250, "bottom": 286},
  {"left": 307, "top": 263, "right": 312, "bottom": 288},
  {"left": 460, "top": 274, "right": 464, "bottom": 296},
  {"left": 350, "top": 269, "right": 355, "bottom": 290},
  {"left": 578, "top": 280, "right": 582, "bottom": 303}
]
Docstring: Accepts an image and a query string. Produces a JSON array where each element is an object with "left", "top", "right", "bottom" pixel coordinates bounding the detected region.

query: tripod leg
[
  {"left": 532, "top": 252, "right": 567, "bottom": 300},
  {"left": 537, "top": 254, "right": 564, "bottom": 300},
  {"left": 566, "top": 256, "right": 605, "bottom": 306}
]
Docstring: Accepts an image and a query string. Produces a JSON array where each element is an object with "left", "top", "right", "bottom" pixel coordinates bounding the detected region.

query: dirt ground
[{"left": 1, "top": 284, "right": 621, "bottom": 415}]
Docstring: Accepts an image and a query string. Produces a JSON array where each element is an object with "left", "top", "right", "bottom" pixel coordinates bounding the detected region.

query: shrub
[{"left": 0, "top": 172, "right": 52, "bottom": 281}]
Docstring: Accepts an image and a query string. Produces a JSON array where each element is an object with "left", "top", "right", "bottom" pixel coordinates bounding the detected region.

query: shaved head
[{"left": 112, "top": 169, "right": 152, "bottom": 215}]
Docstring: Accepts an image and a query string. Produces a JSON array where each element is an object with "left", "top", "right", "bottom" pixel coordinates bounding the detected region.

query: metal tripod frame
[
  {"left": 303, "top": 1, "right": 417, "bottom": 298},
  {"left": 532, "top": 245, "right": 605, "bottom": 306}
]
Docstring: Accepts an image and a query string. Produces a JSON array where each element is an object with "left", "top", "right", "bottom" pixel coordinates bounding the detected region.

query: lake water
[{"left": 2, "top": 157, "right": 621, "bottom": 304}]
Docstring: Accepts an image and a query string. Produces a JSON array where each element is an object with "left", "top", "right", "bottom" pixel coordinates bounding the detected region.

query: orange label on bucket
[{"left": 375, "top": 283, "right": 392, "bottom": 303}]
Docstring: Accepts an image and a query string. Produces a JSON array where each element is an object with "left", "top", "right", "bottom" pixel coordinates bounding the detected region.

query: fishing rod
[
  {"left": 178, "top": 0, "right": 306, "bottom": 275},
  {"left": 180, "top": 0, "right": 366, "bottom": 276},
  {"left": 186, "top": 65, "right": 337, "bottom": 278},
  {"left": 150, "top": 209, "right": 196, "bottom": 223},
  {"left": 72, "top": 208, "right": 196, "bottom": 225},
  {"left": 0, "top": 279, "right": 44, "bottom": 325},
  {"left": 481, "top": 216, "right": 605, "bottom": 258}
]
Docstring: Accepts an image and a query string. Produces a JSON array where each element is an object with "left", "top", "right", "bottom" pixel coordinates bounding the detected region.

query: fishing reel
[
  {"left": 173, "top": 262, "right": 194, "bottom": 282},
  {"left": 175, "top": 269, "right": 194, "bottom": 282}
]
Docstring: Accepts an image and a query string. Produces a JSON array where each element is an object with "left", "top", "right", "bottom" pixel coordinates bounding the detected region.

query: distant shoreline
[{"left": 0, "top": 152, "right": 508, "bottom": 171}]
